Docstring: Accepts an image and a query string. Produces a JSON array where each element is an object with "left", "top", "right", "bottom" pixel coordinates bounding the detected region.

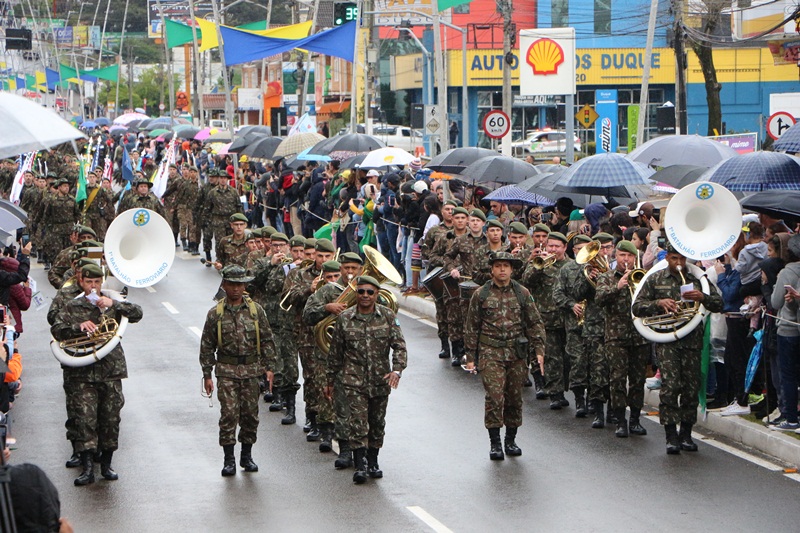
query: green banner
[
  {"left": 165, "top": 19, "right": 198, "bottom": 49},
  {"left": 627, "top": 106, "right": 639, "bottom": 152},
  {"left": 437, "top": 0, "right": 472, "bottom": 11},
  {"left": 82, "top": 64, "right": 119, "bottom": 82}
]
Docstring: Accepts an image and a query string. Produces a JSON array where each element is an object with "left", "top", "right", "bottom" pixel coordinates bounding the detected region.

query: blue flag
[{"left": 121, "top": 146, "right": 134, "bottom": 182}]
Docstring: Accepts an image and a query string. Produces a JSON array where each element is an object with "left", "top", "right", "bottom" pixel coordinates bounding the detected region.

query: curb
[{"left": 392, "top": 287, "right": 800, "bottom": 467}]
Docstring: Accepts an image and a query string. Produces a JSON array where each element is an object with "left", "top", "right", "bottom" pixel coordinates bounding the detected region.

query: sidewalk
[{"left": 390, "top": 287, "right": 800, "bottom": 468}]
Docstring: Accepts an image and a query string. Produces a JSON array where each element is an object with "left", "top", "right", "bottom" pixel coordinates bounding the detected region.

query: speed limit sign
[{"left": 483, "top": 110, "right": 510, "bottom": 139}]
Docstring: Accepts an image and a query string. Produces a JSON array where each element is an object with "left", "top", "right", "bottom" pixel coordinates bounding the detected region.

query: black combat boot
[
  {"left": 306, "top": 413, "right": 321, "bottom": 441},
  {"left": 261, "top": 377, "right": 272, "bottom": 402},
  {"left": 269, "top": 390, "right": 283, "bottom": 412},
  {"left": 281, "top": 393, "right": 296, "bottom": 425},
  {"left": 533, "top": 373, "right": 548, "bottom": 400},
  {"left": 587, "top": 401, "right": 597, "bottom": 415},
  {"left": 222, "top": 444, "right": 236, "bottom": 476},
  {"left": 100, "top": 450, "right": 119, "bottom": 480},
  {"left": 591, "top": 401, "right": 605, "bottom": 429},
  {"left": 204, "top": 250, "right": 212, "bottom": 267},
  {"left": 665, "top": 424, "right": 681, "bottom": 455},
  {"left": 615, "top": 409, "right": 629, "bottom": 438},
  {"left": 573, "top": 388, "right": 587, "bottom": 418},
  {"left": 303, "top": 412, "right": 316, "bottom": 433},
  {"left": 74, "top": 451, "right": 95, "bottom": 486},
  {"left": 438, "top": 334, "right": 450, "bottom": 359},
  {"left": 66, "top": 442, "right": 81, "bottom": 468},
  {"left": 549, "top": 392, "right": 568, "bottom": 410},
  {"left": 240, "top": 443, "right": 258, "bottom": 472},
  {"left": 629, "top": 413, "right": 648, "bottom": 436},
  {"left": 190, "top": 242, "right": 201, "bottom": 256},
  {"left": 504, "top": 427, "right": 522, "bottom": 456},
  {"left": 488, "top": 428, "right": 504, "bottom": 460},
  {"left": 352, "top": 448, "right": 368, "bottom": 484},
  {"left": 181, "top": 238, "right": 188, "bottom": 251},
  {"left": 367, "top": 448, "right": 383, "bottom": 478},
  {"left": 679, "top": 423, "right": 698, "bottom": 451},
  {"left": 606, "top": 405, "right": 618, "bottom": 424},
  {"left": 319, "top": 423, "right": 334, "bottom": 453},
  {"left": 335, "top": 439, "right": 353, "bottom": 469},
  {"left": 450, "top": 340, "right": 464, "bottom": 367}
]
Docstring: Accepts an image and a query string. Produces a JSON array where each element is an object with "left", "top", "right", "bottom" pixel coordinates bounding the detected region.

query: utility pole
[
  {"left": 349, "top": 0, "right": 364, "bottom": 132},
  {"left": 432, "top": 9, "right": 448, "bottom": 153},
  {"left": 500, "top": 0, "right": 512, "bottom": 156},
  {"left": 673, "top": 0, "right": 687, "bottom": 134},
  {"left": 298, "top": 0, "right": 320, "bottom": 118},
  {"left": 259, "top": 0, "right": 274, "bottom": 126},
  {"left": 155, "top": 0, "right": 176, "bottom": 117},
  {"left": 114, "top": 0, "right": 130, "bottom": 119},
  {"left": 187, "top": 0, "right": 205, "bottom": 125},
  {"left": 637, "top": 0, "right": 659, "bottom": 148}
]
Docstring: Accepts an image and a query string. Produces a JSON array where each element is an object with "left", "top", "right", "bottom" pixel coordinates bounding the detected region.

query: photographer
[{"left": 0, "top": 242, "right": 30, "bottom": 308}]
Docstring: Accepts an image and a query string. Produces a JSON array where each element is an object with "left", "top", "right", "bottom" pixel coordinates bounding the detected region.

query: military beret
[
  {"left": 168, "top": 163, "right": 178, "bottom": 169},
  {"left": 315, "top": 238, "right": 335, "bottom": 253},
  {"left": 486, "top": 219, "right": 504, "bottom": 230},
  {"left": 78, "top": 226, "right": 96, "bottom": 238},
  {"left": 77, "top": 239, "right": 102, "bottom": 249},
  {"left": 616, "top": 240, "right": 638, "bottom": 256},
  {"left": 80, "top": 263, "right": 104, "bottom": 279},
  {"left": 76, "top": 258, "right": 95, "bottom": 269},
  {"left": 244, "top": 231, "right": 257, "bottom": 242},
  {"left": 489, "top": 251, "right": 521, "bottom": 266},
  {"left": 532, "top": 223, "right": 551, "bottom": 234},
  {"left": 444, "top": 199, "right": 460, "bottom": 208},
  {"left": 469, "top": 209, "right": 487, "bottom": 222},
  {"left": 221, "top": 265, "right": 254, "bottom": 283},
  {"left": 592, "top": 232, "right": 614, "bottom": 243},
  {"left": 188, "top": 165, "right": 198, "bottom": 172},
  {"left": 289, "top": 236, "right": 306, "bottom": 247},
  {"left": 569, "top": 209, "right": 585, "bottom": 221},
  {"left": 356, "top": 275, "right": 381, "bottom": 289},
  {"left": 573, "top": 234, "right": 592, "bottom": 245},
  {"left": 322, "top": 260, "right": 341, "bottom": 273},
  {"left": 547, "top": 231, "right": 568, "bottom": 244},
  {"left": 262, "top": 226, "right": 277, "bottom": 237},
  {"left": 229, "top": 213, "right": 248, "bottom": 223},
  {"left": 452, "top": 207, "right": 469, "bottom": 217},
  {"left": 68, "top": 250, "right": 82, "bottom": 262},
  {"left": 271, "top": 232, "right": 289, "bottom": 243},
  {"left": 509, "top": 222, "right": 528, "bottom": 235},
  {"left": 339, "top": 252, "right": 363, "bottom": 265}
]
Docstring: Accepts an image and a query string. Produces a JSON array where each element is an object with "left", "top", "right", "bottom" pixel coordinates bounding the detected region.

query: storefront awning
[{"left": 317, "top": 100, "right": 350, "bottom": 116}]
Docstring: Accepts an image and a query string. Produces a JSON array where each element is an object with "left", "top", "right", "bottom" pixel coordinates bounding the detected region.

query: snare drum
[
  {"left": 421, "top": 267, "right": 447, "bottom": 300},
  {"left": 459, "top": 280, "right": 480, "bottom": 301}
]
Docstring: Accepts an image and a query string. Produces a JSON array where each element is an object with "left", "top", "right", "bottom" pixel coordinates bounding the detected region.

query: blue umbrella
[
  {"left": 557, "top": 152, "right": 655, "bottom": 194},
  {"left": 699, "top": 151, "right": 800, "bottom": 191},
  {"left": 296, "top": 146, "right": 331, "bottom": 162},
  {"left": 745, "top": 329, "right": 764, "bottom": 392},
  {"left": 483, "top": 185, "right": 553, "bottom": 206},
  {"left": 94, "top": 117, "right": 111, "bottom": 126},
  {"left": 774, "top": 121, "right": 800, "bottom": 153},
  {"left": 80, "top": 120, "right": 98, "bottom": 129}
]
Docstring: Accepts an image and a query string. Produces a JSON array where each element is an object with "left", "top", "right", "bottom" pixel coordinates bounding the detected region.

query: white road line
[
  {"left": 397, "top": 309, "right": 437, "bottom": 329},
  {"left": 189, "top": 327, "right": 202, "bottom": 338},
  {"left": 162, "top": 302, "right": 179, "bottom": 314},
  {"left": 696, "top": 436, "right": 784, "bottom": 471},
  {"left": 419, "top": 319, "right": 438, "bottom": 329},
  {"left": 406, "top": 507, "right": 452, "bottom": 533},
  {"left": 145, "top": 286, "right": 156, "bottom": 293},
  {"left": 398, "top": 309, "right": 420, "bottom": 320},
  {"left": 783, "top": 473, "right": 800, "bottom": 483}
]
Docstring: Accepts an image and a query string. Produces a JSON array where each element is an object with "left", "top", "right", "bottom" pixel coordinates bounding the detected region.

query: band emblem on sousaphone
[{"left": 50, "top": 208, "right": 175, "bottom": 367}]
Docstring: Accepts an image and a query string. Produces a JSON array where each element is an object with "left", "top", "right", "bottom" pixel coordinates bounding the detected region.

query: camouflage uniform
[
  {"left": 48, "top": 244, "right": 79, "bottom": 290},
  {"left": 465, "top": 280, "right": 545, "bottom": 429},
  {"left": 327, "top": 304, "right": 407, "bottom": 450},
  {"left": 161, "top": 174, "right": 182, "bottom": 238},
  {"left": 473, "top": 244, "right": 506, "bottom": 286},
  {"left": 522, "top": 257, "right": 570, "bottom": 398},
  {"left": 195, "top": 179, "right": 216, "bottom": 253},
  {"left": 552, "top": 260, "right": 592, "bottom": 393},
  {"left": 216, "top": 234, "right": 249, "bottom": 268},
  {"left": 0, "top": 166, "right": 14, "bottom": 197},
  {"left": 176, "top": 178, "right": 200, "bottom": 244},
  {"left": 442, "top": 232, "right": 487, "bottom": 345},
  {"left": 41, "top": 193, "right": 80, "bottom": 262},
  {"left": 82, "top": 185, "right": 115, "bottom": 240},
  {"left": 50, "top": 295, "right": 143, "bottom": 453},
  {"left": 595, "top": 268, "right": 649, "bottom": 415},
  {"left": 632, "top": 267, "right": 722, "bottom": 426},
  {"left": 582, "top": 287, "right": 607, "bottom": 404},
  {"left": 207, "top": 184, "right": 242, "bottom": 256},
  {"left": 117, "top": 192, "right": 165, "bottom": 219},
  {"left": 199, "top": 297, "right": 277, "bottom": 446},
  {"left": 425, "top": 224, "right": 454, "bottom": 345}
]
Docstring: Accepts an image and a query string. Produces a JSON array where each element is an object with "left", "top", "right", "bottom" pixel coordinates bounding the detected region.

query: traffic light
[
  {"left": 5, "top": 28, "right": 32, "bottom": 51},
  {"left": 333, "top": 1, "right": 358, "bottom": 26}
]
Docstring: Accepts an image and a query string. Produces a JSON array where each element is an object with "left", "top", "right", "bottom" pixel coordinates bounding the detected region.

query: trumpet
[
  {"left": 575, "top": 241, "right": 609, "bottom": 287},
  {"left": 279, "top": 290, "right": 293, "bottom": 311},
  {"left": 626, "top": 253, "right": 646, "bottom": 298},
  {"left": 576, "top": 300, "right": 587, "bottom": 326},
  {"left": 532, "top": 253, "right": 556, "bottom": 270}
]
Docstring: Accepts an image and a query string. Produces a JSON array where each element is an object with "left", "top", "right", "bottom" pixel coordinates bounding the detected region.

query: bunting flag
[
  {"left": 81, "top": 65, "right": 119, "bottom": 82},
  {"left": 59, "top": 64, "right": 98, "bottom": 84},
  {"left": 437, "top": 0, "right": 473, "bottom": 11},
  {"left": 288, "top": 113, "right": 317, "bottom": 136},
  {"left": 246, "top": 20, "right": 312, "bottom": 39},
  {"left": 221, "top": 21, "right": 356, "bottom": 66},
  {"left": 237, "top": 20, "right": 268, "bottom": 31},
  {"left": 151, "top": 138, "right": 177, "bottom": 199},
  {"left": 195, "top": 18, "right": 219, "bottom": 53},
  {"left": 75, "top": 155, "right": 87, "bottom": 203},
  {"left": 15, "top": 76, "right": 25, "bottom": 89},
  {"left": 165, "top": 18, "right": 200, "bottom": 49},
  {"left": 25, "top": 74, "right": 35, "bottom": 90},
  {"left": 35, "top": 72, "right": 46, "bottom": 91}
]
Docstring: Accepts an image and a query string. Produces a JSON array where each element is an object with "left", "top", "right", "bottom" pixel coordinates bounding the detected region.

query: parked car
[
  {"left": 510, "top": 130, "right": 581, "bottom": 156},
  {"left": 339, "top": 124, "right": 423, "bottom": 153}
]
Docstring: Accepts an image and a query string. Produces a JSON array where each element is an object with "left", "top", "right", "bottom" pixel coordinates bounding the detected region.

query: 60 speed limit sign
[{"left": 483, "top": 110, "right": 510, "bottom": 139}]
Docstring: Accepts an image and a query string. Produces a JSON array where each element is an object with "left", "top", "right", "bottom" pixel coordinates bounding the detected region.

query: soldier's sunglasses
[{"left": 356, "top": 289, "right": 376, "bottom": 295}]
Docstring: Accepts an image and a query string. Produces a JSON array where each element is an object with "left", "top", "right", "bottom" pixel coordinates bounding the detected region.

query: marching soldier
[
  {"left": 506, "top": 222, "right": 532, "bottom": 277},
  {"left": 50, "top": 263, "right": 143, "bottom": 485},
  {"left": 632, "top": 243, "right": 723, "bottom": 454},
  {"left": 117, "top": 178, "right": 165, "bottom": 218},
  {"left": 161, "top": 164, "right": 182, "bottom": 247},
  {"left": 47, "top": 225, "right": 84, "bottom": 290},
  {"left": 82, "top": 171, "right": 115, "bottom": 241},
  {"left": 200, "top": 265, "right": 277, "bottom": 476},
  {"left": 521, "top": 231, "right": 571, "bottom": 409},
  {"left": 206, "top": 169, "right": 243, "bottom": 263},
  {"left": 465, "top": 252, "right": 545, "bottom": 460},
  {"left": 177, "top": 165, "right": 200, "bottom": 255},
  {"left": 41, "top": 178, "right": 81, "bottom": 270},
  {"left": 422, "top": 200, "right": 455, "bottom": 359},
  {"left": 326, "top": 275, "right": 407, "bottom": 484},
  {"left": 473, "top": 219, "right": 506, "bottom": 286},
  {"left": 214, "top": 213, "right": 250, "bottom": 270},
  {"left": 196, "top": 170, "right": 219, "bottom": 266},
  {"left": 595, "top": 240, "right": 650, "bottom": 438}
]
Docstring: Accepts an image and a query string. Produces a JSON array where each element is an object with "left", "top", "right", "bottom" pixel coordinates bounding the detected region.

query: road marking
[
  {"left": 398, "top": 309, "right": 420, "bottom": 320},
  {"left": 162, "top": 302, "right": 179, "bottom": 314},
  {"left": 784, "top": 473, "right": 800, "bottom": 483},
  {"left": 189, "top": 327, "right": 202, "bottom": 338},
  {"left": 406, "top": 507, "right": 452, "bottom": 533},
  {"left": 145, "top": 286, "right": 156, "bottom": 293},
  {"left": 398, "top": 309, "right": 437, "bottom": 329}
]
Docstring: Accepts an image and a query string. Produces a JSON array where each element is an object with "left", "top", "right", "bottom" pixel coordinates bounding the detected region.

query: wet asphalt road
[{"left": 10, "top": 250, "right": 800, "bottom": 532}]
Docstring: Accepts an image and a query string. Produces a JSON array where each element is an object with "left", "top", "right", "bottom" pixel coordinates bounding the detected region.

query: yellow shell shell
[{"left": 526, "top": 38, "right": 565, "bottom": 75}]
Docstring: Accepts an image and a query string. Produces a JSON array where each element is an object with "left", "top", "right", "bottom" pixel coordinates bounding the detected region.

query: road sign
[
  {"left": 767, "top": 111, "right": 796, "bottom": 140},
  {"left": 424, "top": 104, "right": 442, "bottom": 136},
  {"left": 171, "top": 109, "right": 181, "bottom": 117},
  {"left": 482, "top": 110, "right": 511, "bottom": 139},
  {"left": 576, "top": 104, "right": 599, "bottom": 128},
  {"left": 159, "top": 103, "right": 165, "bottom": 111}
]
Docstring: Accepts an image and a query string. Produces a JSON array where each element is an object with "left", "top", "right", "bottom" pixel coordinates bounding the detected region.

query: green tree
[{"left": 97, "top": 66, "right": 178, "bottom": 114}]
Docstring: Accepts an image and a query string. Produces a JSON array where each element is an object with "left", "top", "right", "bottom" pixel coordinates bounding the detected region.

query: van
[{"left": 209, "top": 119, "right": 228, "bottom": 129}]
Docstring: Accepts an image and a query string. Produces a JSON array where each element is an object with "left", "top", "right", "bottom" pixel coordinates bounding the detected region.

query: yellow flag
[
  {"left": 195, "top": 19, "right": 313, "bottom": 52},
  {"left": 35, "top": 71, "right": 46, "bottom": 90},
  {"left": 196, "top": 18, "right": 219, "bottom": 53}
]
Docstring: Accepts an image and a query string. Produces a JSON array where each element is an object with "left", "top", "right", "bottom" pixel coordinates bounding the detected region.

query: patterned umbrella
[
  {"left": 627, "top": 134, "right": 739, "bottom": 168},
  {"left": 425, "top": 147, "right": 498, "bottom": 174},
  {"left": 557, "top": 152, "right": 655, "bottom": 193},
  {"left": 273, "top": 132, "right": 326, "bottom": 158},
  {"left": 306, "top": 133, "right": 385, "bottom": 156},
  {"left": 483, "top": 185, "right": 554, "bottom": 206},
  {"left": 461, "top": 155, "right": 544, "bottom": 184},
  {"left": 774, "top": 121, "right": 800, "bottom": 153},
  {"left": 699, "top": 151, "right": 800, "bottom": 191},
  {"left": 359, "top": 147, "right": 415, "bottom": 168},
  {"left": 194, "top": 127, "right": 220, "bottom": 140}
]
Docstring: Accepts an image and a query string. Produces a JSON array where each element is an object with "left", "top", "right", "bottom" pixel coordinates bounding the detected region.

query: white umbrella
[
  {"left": 358, "top": 147, "right": 415, "bottom": 168},
  {"left": 0, "top": 199, "right": 27, "bottom": 232},
  {"left": 113, "top": 112, "right": 149, "bottom": 125},
  {"left": 0, "top": 93, "right": 86, "bottom": 159}
]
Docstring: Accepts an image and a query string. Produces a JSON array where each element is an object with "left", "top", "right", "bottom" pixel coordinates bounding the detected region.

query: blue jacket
[{"left": 716, "top": 264, "right": 744, "bottom": 313}]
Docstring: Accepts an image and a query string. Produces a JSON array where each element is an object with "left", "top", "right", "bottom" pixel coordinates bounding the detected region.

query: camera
[
  {"left": 657, "top": 236, "right": 666, "bottom": 249},
  {"left": 0, "top": 307, "right": 5, "bottom": 323},
  {"left": 540, "top": 213, "right": 552, "bottom": 223},
  {"left": 21, "top": 234, "right": 30, "bottom": 246},
  {"left": 652, "top": 208, "right": 661, "bottom": 220}
]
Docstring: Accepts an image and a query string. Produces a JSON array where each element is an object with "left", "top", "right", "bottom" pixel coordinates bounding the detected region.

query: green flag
[
  {"left": 80, "top": 64, "right": 119, "bottom": 82},
  {"left": 437, "top": 0, "right": 472, "bottom": 11},
  {"left": 25, "top": 74, "right": 36, "bottom": 89},
  {"left": 165, "top": 19, "right": 199, "bottom": 48},
  {"left": 237, "top": 20, "right": 268, "bottom": 31},
  {"left": 75, "top": 157, "right": 87, "bottom": 204}
]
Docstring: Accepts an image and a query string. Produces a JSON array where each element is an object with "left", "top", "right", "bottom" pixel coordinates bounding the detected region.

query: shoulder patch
[{"left": 395, "top": 318, "right": 401, "bottom": 326}]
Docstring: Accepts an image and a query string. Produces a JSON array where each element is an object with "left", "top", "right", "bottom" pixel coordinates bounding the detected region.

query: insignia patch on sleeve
[{"left": 395, "top": 318, "right": 401, "bottom": 326}]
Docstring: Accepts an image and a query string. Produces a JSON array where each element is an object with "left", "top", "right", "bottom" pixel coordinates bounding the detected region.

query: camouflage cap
[
  {"left": 315, "top": 238, "right": 335, "bottom": 253},
  {"left": 80, "top": 262, "right": 104, "bottom": 279},
  {"left": 322, "top": 260, "right": 341, "bottom": 273},
  {"left": 508, "top": 221, "right": 528, "bottom": 235},
  {"left": 664, "top": 240, "right": 679, "bottom": 254},
  {"left": 356, "top": 275, "right": 381, "bottom": 289},
  {"left": 132, "top": 177, "right": 152, "bottom": 188},
  {"left": 339, "top": 252, "right": 363, "bottom": 265},
  {"left": 271, "top": 232, "right": 290, "bottom": 243},
  {"left": 53, "top": 178, "right": 69, "bottom": 187},
  {"left": 616, "top": 240, "right": 638, "bottom": 255},
  {"left": 489, "top": 251, "right": 521, "bottom": 266},
  {"left": 229, "top": 213, "right": 248, "bottom": 223},
  {"left": 221, "top": 265, "right": 254, "bottom": 283}
]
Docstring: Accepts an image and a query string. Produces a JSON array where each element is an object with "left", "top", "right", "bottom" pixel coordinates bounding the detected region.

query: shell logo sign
[
  {"left": 519, "top": 28, "right": 576, "bottom": 97},
  {"left": 526, "top": 38, "right": 565, "bottom": 75}
]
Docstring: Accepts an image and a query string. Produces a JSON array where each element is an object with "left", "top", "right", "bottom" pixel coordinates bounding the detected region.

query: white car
[
  {"left": 339, "top": 124, "right": 423, "bottom": 153},
  {"left": 511, "top": 130, "right": 581, "bottom": 155}
]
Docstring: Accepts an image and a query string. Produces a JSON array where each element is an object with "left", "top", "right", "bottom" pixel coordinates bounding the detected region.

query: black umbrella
[
  {"left": 461, "top": 155, "right": 543, "bottom": 184},
  {"left": 137, "top": 118, "right": 152, "bottom": 130},
  {"left": 175, "top": 127, "right": 201, "bottom": 140},
  {"left": 650, "top": 165, "right": 708, "bottom": 189},
  {"left": 229, "top": 131, "right": 272, "bottom": 153},
  {"left": 237, "top": 125, "right": 272, "bottom": 137},
  {"left": 741, "top": 190, "right": 800, "bottom": 223},
  {"left": 306, "top": 133, "right": 385, "bottom": 156},
  {"left": 425, "top": 147, "right": 498, "bottom": 174},
  {"left": 241, "top": 137, "right": 283, "bottom": 159}
]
